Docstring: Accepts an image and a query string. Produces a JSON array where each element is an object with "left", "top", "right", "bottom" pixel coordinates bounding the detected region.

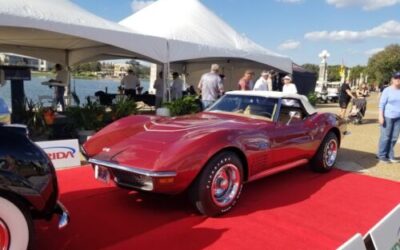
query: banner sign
[
  {"left": 36, "top": 139, "right": 80, "bottom": 169},
  {"left": 365, "top": 204, "right": 400, "bottom": 250}
]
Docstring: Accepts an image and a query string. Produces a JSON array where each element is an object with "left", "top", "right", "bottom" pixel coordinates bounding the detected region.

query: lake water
[{"left": 0, "top": 76, "right": 150, "bottom": 108}]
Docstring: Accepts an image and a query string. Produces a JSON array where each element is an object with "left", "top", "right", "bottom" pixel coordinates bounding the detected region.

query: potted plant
[
  {"left": 110, "top": 96, "right": 138, "bottom": 121},
  {"left": 66, "top": 98, "right": 106, "bottom": 143},
  {"left": 163, "top": 95, "right": 202, "bottom": 116},
  {"left": 43, "top": 107, "right": 55, "bottom": 125}
]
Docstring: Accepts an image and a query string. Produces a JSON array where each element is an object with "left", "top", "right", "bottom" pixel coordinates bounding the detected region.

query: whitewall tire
[{"left": 0, "top": 196, "right": 31, "bottom": 250}]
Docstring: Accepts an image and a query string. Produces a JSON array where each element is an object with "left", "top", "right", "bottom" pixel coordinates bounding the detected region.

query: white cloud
[
  {"left": 131, "top": 0, "right": 155, "bottom": 13},
  {"left": 278, "top": 40, "right": 301, "bottom": 50},
  {"left": 276, "top": 0, "right": 303, "bottom": 3},
  {"left": 304, "top": 20, "right": 400, "bottom": 42},
  {"left": 365, "top": 48, "right": 384, "bottom": 55},
  {"left": 326, "top": 0, "right": 400, "bottom": 11}
]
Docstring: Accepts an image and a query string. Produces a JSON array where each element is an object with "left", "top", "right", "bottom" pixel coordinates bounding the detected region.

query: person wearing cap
[
  {"left": 377, "top": 71, "right": 400, "bottom": 164},
  {"left": 253, "top": 70, "right": 273, "bottom": 91},
  {"left": 281, "top": 75, "right": 298, "bottom": 106},
  {"left": 238, "top": 70, "right": 254, "bottom": 91},
  {"left": 198, "top": 64, "right": 224, "bottom": 109},
  {"left": 282, "top": 75, "right": 297, "bottom": 94}
]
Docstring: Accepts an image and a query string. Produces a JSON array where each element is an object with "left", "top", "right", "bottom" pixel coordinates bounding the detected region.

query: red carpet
[{"left": 33, "top": 166, "right": 400, "bottom": 250}]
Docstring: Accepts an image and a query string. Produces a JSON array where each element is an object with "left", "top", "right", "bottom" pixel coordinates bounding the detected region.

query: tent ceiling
[
  {"left": 0, "top": 27, "right": 100, "bottom": 50},
  {"left": 0, "top": 0, "right": 168, "bottom": 65},
  {"left": 0, "top": 27, "right": 159, "bottom": 64},
  {"left": 120, "top": 0, "right": 293, "bottom": 73}
]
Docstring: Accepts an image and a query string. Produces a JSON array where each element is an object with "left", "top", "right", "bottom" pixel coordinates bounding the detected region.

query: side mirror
[{"left": 286, "top": 111, "right": 301, "bottom": 126}]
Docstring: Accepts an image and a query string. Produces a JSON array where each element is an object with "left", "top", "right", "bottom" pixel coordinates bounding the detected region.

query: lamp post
[{"left": 318, "top": 50, "right": 330, "bottom": 85}]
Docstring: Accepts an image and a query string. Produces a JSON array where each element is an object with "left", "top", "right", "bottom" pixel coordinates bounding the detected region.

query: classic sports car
[
  {"left": 83, "top": 91, "right": 346, "bottom": 216},
  {"left": 0, "top": 124, "right": 69, "bottom": 250}
]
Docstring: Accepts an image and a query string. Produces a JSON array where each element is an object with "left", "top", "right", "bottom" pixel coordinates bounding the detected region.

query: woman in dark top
[{"left": 339, "top": 82, "right": 356, "bottom": 119}]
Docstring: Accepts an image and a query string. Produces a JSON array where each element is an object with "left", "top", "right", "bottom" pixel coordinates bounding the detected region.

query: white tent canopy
[
  {"left": 0, "top": 0, "right": 168, "bottom": 66},
  {"left": 120, "top": 0, "right": 292, "bottom": 74}
]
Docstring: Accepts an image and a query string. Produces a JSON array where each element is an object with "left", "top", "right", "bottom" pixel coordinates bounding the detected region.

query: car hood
[{"left": 85, "top": 113, "right": 266, "bottom": 170}]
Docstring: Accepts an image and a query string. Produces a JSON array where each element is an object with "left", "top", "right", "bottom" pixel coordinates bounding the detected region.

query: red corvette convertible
[{"left": 83, "top": 91, "right": 346, "bottom": 216}]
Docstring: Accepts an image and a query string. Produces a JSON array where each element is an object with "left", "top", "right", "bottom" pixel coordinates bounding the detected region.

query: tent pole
[
  {"left": 163, "top": 62, "right": 170, "bottom": 102},
  {"left": 163, "top": 41, "right": 171, "bottom": 102},
  {"left": 65, "top": 49, "right": 72, "bottom": 107}
]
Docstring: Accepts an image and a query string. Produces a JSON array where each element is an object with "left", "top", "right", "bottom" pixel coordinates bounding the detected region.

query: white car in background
[{"left": 326, "top": 82, "right": 341, "bottom": 103}]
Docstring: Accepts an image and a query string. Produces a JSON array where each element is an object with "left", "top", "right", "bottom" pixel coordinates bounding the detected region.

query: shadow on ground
[{"left": 337, "top": 148, "right": 379, "bottom": 170}]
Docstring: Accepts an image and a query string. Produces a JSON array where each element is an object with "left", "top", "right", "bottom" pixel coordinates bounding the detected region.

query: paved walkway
[{"left": 316, "top": 92, "right": 400, "bottom": 182}]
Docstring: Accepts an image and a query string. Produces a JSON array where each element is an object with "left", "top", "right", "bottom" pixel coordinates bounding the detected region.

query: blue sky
[{"left": 72, "top": 0, "right": 400, "bottom": 66}]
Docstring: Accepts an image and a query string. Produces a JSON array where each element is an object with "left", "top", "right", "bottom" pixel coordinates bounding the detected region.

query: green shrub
[
  {"left": 65, "top": 99, "right": 105, "bottom": 131},
  {"left": 163, "top": 96, "right": 201, "bottom": 116},
  {"left": 111, "top": 96, "right": 138, "bottom": 120},
  {"left": 307, "top": 92, "right": 318, "bottom": 107}
]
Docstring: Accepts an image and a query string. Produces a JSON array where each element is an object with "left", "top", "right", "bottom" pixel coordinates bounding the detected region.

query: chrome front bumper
[
  {"left": 88, "top": 158, "right": 177, "bottom": 177},
  {"left": 88, "top": 158, "right": 177, "bottom": 192}
]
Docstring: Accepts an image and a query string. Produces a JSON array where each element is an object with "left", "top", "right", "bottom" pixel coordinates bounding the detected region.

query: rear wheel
[
  {"left": 0, "top": 196, "right": 33, "bottom": 250},
  {"left": 311, "top": 132, "right": 339, "bottom": 172},
  {"left": 189, "top": 151, "right": 243, "bottom": 216}
]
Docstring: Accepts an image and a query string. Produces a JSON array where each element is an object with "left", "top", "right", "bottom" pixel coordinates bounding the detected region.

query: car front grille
[{"left": 111, "top": 169, "right": 147, "bottom": 189}]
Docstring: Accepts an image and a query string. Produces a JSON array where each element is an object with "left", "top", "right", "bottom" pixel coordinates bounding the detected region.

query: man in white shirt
[
  {"left": 253, "top": 70, "right": 273, "bottom": 91},
  {"left": 121, "top": 69, "right": 141, "bottom": 98},
  {"left": 170, "top": 72, "right": 183, "bottom": 100},
  {"left": 198, "top": 64, "right": 224, "bottom": 109},
  {"left": 49, "top": 64, "right": 69, "bottom": 111}
]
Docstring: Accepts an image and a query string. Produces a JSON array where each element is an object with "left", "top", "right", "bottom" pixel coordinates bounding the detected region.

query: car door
[{"left": 268, "top": 99, "right": 313, "bottom": 167}]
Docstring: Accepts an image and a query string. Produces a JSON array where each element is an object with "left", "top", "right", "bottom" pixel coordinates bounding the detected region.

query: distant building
[
  {"left": 0, "top": 53, "right": 52, "bottom": 71},
  {"left": 38, "top": 59, "right": 54, "bottom": 71},
  {"left": 113, "top": 63, "right": 131, "bottom": 78}
]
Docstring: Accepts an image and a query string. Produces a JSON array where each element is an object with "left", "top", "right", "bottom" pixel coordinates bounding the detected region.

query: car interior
[
  {"left": 209, "top": 95, "right": 277, "bottom": 120},
  {"left": 277, "top": 99, "right": 308, "bottom": 124}
]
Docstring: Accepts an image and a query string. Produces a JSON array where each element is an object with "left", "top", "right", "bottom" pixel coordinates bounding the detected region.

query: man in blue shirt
[{"left": 378, "top": 71, "right": 400, "bottom": 163}]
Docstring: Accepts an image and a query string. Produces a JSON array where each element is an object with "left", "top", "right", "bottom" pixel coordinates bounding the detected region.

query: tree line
[
  {"left": 302, "top": 44, "right": 400, "bottom": 85},
  {"left": 71, "top": 59, "right": 150, "bottom": 77}
]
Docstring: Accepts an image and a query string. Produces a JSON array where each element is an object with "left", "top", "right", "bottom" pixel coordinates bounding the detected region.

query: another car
[
  {"left": 327, "top": 82, "right": 340, "bottom": 103},
  {"left": 0, "top": 124, "right": 69, "bottom": 250},
  {"left": 315, "top": 83, "right": 328, "bottom": 103},
  {"left": 83, "top": 91, "right": 347, "bottom": 216}
]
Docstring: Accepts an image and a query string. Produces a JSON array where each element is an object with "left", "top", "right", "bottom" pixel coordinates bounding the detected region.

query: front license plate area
[{"left": 95, "top": 165, "right": 110, "bottom": 183}]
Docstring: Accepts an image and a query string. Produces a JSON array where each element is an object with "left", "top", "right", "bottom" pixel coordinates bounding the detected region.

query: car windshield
[{"left": 207, "top": 94, "right": 278, "bottom": 120}]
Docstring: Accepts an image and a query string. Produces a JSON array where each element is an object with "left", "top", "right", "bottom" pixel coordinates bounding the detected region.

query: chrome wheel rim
[
  {"left": 324, "top": 139, "right": 338, "bottom": 167},
  {"left": 211, "top": 163, "right": 241, "bottom": 207},
  {"left": 0, "top": 219, "right": 10, "bottom": 250}
]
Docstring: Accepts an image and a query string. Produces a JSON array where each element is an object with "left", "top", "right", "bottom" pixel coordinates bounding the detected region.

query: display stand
[{"left": 0, "top": 66, "right": 31, "bottom": 123}]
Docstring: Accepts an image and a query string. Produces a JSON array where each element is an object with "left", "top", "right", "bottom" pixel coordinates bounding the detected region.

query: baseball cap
[
  {"left": 283, "top": 75, "right": 292, "bottom": 80},
  {"left": 392, "top": 71, "right": 400, "bottom": 79}
]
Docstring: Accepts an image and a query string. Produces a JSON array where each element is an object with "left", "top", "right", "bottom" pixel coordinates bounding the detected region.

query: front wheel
[
  {"left": 0, "top": 196, "right": 32, "bottom": 250},
  {"left": 189, "top": 151, "right": 243, "bottom": 217},
  {"left": 311, "top": 132, "right": 339, "bottom": 172}
]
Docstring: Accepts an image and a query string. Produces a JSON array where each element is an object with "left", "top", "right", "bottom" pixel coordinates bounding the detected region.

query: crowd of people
[{"left": 195, "top": 64, "right": 297, "bottom": 109}]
